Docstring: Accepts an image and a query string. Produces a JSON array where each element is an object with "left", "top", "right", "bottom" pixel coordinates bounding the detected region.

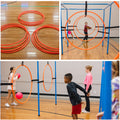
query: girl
[
  {"left": 83, "top": 22, "right": 91, "bottom": 48},
  {"left": 68, "top": 20, "right": 74, "bottom": 40},
  {"left": 96, "top": 61, "right": 119, "bottom": 119},
  {"left": 82, "top": 65, "right": 93, "bottom": 113},
  {"left": 5, "top": 67, "right": 19, "bottom": 107}
]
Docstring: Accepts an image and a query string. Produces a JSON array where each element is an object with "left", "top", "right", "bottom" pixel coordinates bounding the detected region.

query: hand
[
  {"left": 87, "top": 93, "right": 90, "bottom": 96},
  {"left": 81, "top": 101, "right": 85, "bottom": 105},
  {"left": 96, "top": 112, "right": 104, "bottom": 119}
]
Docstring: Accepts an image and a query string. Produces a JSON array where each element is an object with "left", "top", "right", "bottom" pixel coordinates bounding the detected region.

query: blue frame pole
[
  {"left": 102, "top": 9, "right": 105, "bottom": 47},
  {"left": 102, "top": 61, "right": 112, "bottom": 119},
  {"left": 107, "top": 6, "right": 112, "bottom": 54},
  {"left": 66, "top": 9, "right": 69, "bottom": 47},
  {"left": 61, "top": 9, "right": 63, "bottom": 55},
  {"left": 37, "top": 61, "right": 40, "bottom": 116},
  {"left": 63, "top": 3, "right": 109, "bottom": 5},
  {"left": 55, "top": 61, "right": 57, "bottom": 105},
  {"left": 61, "top": 8, "right": 103, "bottom": 10},
  {"left": 99, "top": 61, "right": 105, "bottom": 112}
]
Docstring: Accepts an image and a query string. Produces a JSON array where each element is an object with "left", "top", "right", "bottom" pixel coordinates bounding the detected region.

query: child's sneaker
[
  {"left": 11, "top": 102, "right": 18, "bottom": 106},
  {"left": 82, "top": 109, "right": 90, "bottom": 113},
  {"left": 5, "top": 103, "right": 10, "bottom": 107}
]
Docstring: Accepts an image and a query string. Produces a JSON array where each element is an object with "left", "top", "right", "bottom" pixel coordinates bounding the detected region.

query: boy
[{"left": 64, "top": 73, "right": 88, "bottom": 119}]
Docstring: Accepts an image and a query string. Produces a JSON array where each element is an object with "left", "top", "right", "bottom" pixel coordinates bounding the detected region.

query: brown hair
[
  {"left": 112, "top": 61, "right": 119, "bottom": 78},
  {"left": 86, "top": 65, "right": 92, "bottom": 71}
]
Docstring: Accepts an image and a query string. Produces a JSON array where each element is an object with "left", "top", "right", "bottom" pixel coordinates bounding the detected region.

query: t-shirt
[
  {"left": 84, "top": 25, "right": 91, "bottom": 32},
  {"left": 84, "top": 72, "right": 93, "bottom": 91},
  {"left": 67, "top": 82, "right": 87, "bottom": 106},
  {"left": 7, "top": 73, "right": 18, "bottom": 90}
]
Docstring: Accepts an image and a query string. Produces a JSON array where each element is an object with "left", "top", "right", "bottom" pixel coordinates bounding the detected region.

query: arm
[
  {"left": 75, "top": 83, "right": 87, "bottom": 94},
  {"left": 10, "top": 74, "right": 18, "bottom": 82},
  {"left": 87, "top": 26, "right": 91, "bottom": 29}
]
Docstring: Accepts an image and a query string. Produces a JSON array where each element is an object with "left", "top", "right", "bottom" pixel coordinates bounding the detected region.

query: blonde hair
[
  {"left": 112, "top": 61, "right": 119, "bottom": 78},
  {"left": 86, "top": 65, "right": 93, "bottom": 71}
]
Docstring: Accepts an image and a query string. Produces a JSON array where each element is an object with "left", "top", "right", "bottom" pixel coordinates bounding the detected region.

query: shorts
[
  {"left": 72, "top": 104, "right": 81, "bottom": 114},
  {"left": 7, "top": 85, "right": 16, "bottom": 90}
]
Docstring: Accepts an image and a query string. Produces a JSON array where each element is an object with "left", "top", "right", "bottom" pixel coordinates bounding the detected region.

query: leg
[
  {"left": 85, "top": 34, "right": 88, "bottom": 48},
  {"left": 75, "top": 114, "right": 78, "bottom": 119},
  {"left": 72, "top": 114, "right": 77, "bottom": 119},
  {"left": 71, "top": 32, "right": 74, "bottom": 39},
  {"left": 85, "top": 94, "right": 90, "bottom": 111},
  {"left": 85, "top": 85, "right": 90, "bottom": 112},
  {"left": 83, "top": 32, "right": 87, "bottom": 47},
  {"left": 6, "top": 90, "right": 12, "bottom": 103},
  {"left": 88, "top": 85, "right": 92, "bottom": 93},
  {"left": 12, "top": 90, "right": 16, "bottom": 103}
]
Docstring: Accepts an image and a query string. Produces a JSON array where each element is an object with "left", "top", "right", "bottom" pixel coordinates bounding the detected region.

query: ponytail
[{"left": 8, "top": 67, "right": 15, "bottom": 80}]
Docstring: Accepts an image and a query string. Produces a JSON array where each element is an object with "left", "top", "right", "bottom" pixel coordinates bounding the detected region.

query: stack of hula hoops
[{"left": 1, "top": 10, "right": 59, "bottom": 54}]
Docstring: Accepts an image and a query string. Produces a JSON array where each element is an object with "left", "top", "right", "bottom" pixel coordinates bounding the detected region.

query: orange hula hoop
[
  {"left": 43, "top": 64, "right": 53, "bottom": 92},
  {"left": 65, "top": 10, "right": 106, "bottom": 50},
  {"left": 114, "top": 1, "right": 120, "bottom": 8},
  {"left": 75, "top": 15, "right": 97, "bottom": 36},
  {"left": 18, "top": 10, "right": 45, "bottom": 26},
  {"left": 113, "top": 1, "right": 119, "bottom": 59},
  {"left": 11, "top": 65, "right": 33, "bottom": 104},
  {"left": 114, "top": 53, "right": 119, "bottom": 59},
  {"left": 73, "top": 15, "right": 99, "bottom": 41}
]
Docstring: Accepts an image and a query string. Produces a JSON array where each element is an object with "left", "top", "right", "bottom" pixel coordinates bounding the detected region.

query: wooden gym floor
[
  {"left": 61, "top": 38, "right": 119, "bottom": 60},
  {"left": 1, "top": 96, "right": 99, "bottom": 119},
  {"left": 1, "top": 1, "right": 59, "bottom": 60}
]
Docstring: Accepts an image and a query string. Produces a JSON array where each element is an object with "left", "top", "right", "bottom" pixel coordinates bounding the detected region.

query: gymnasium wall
[
  {"left": 1, "top": 61, "right": 102, "bottom": 97},
  {"left": 61, "top": 1, "right": 119, "bottom": 38}
]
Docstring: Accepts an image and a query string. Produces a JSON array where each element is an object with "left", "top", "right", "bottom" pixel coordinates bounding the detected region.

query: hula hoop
[
  {"left": 1, "top": 23, "right": 30, "bottom": 53},
  {"left": 43, "top": 64, "right": 53, "bottom": 92},
  {"left": 11, "top": 65, "right": 33, "bottom": 104},
  {"left": 75, "top": 15, "right": 97, "bottom": 36},
  {"left": 65, "top": 10, "right": 106, "bottom": 50},
  {"left": 31, "top": 25, "right": 59, "bottom": 54},
  {"left": 73, "top": 15, "right": 99, "bottom": 42},
  {"left": 114, "top": 1, "right": 120, "bottom": 8},
  {"left": 114, "top": 53, "right": 119, "bottom": 59},
  {"left": 18, "top": 10, "right": 45, "bottom": 26}
]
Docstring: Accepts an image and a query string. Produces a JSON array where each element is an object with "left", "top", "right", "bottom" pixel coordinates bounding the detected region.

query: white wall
[
  {"left": 61, "top": 1, "right": 119, "bottom": 38},
  {"left": 1, "top": 61, "right": 102, "bottom": 97}
]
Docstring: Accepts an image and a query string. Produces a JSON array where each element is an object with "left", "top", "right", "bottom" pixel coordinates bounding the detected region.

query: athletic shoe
[
  {"left": 82, "top": 109, "right": 90, "bottom": 113},
  {"left": 11, "top": 102, "right": 18, "bottom": 106},
  {"left": 5, "top": 103, "right": 10, "bottom": 107}
]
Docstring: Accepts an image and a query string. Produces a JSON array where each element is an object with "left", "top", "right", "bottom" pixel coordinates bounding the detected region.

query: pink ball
[
  {"left": 16, "top": 73, "right": 21, "bottom": 79},
  {"left": 16, "top": 92, "right": 23, "bottom": 99},
  {"left": 68, "top": 31, "right": 71, "bottom": 34}
]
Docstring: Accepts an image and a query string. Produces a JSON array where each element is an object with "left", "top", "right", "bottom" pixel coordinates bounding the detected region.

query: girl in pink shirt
[{"left": 82, "top": 65, "right": 93, "bottom": 113}]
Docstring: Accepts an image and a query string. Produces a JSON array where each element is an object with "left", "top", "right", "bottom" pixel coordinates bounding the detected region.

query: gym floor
[
  {"left": 1, "top": 1, "right": 59, "bottom": 60},
  {"left": 61, "top": 38, "right": 119, "bottom": 59},
  {"left": 1, "top": 96, "right": 99, "bottom": 119}
]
